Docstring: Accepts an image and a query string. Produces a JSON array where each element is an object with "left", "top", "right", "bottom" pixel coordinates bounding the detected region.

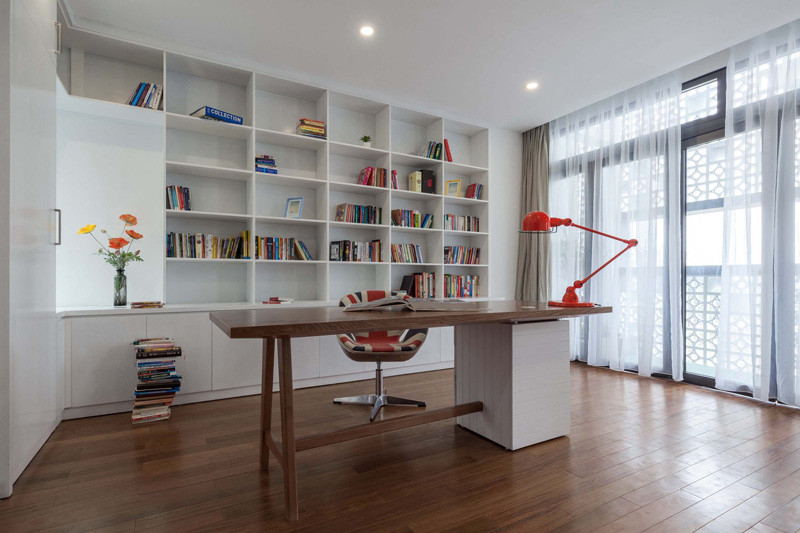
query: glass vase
[{"left": 113, "top": 268, "right": 127, "bottom": 307}]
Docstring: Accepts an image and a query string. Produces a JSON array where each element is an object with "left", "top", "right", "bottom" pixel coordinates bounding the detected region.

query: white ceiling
[{"left": 63, "top": 0, "right": 800, "bottom": 132}]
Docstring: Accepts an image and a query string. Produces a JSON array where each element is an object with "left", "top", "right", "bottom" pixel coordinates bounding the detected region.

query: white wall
[
  {"left": 56, "top": 94, "right": 164, "bottom": 307},
  {"left": 488, "top": 127, "right": 523, "bottom": 299}
]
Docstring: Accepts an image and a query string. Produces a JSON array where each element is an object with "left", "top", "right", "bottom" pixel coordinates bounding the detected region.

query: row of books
[
  {"left": 255, "top": 154, "right": 277, "bottom": 174},
  {"left": 400, "top": 272, "right": 435, "bottom": 299},
  {"left": 190, "top": 105, "right": 243, "bottom": 125},
  {"left": 166, "top": 186, "right": 191, "bottom": 211},
  {"left": 391, "top": 209, "right": 434, "bottom": 229},
  {"left": 166, "top": 231, "right": 251, "bottom": 259},
  {"left": 297, "top": 118, "right": 326, "bottom": 139},
  {"left": 131, "top": 338, "right": 183, "bottom": 424},
  {"left": 465, "top": 182, "right": 484, "bottom": 200},
  {"left": 126, "top": 82, "right": 163, "bottom": 110},
  {"left": 334, "top": 203, "right": 383, "bottom": 225},
  {"left": 255, "top": 237, "right": 314, "bottom": 260},
  {"left": 419, "top": 139, "right": 454, "bottom": 162},
  {"left": 357, "top": 167, "right": 393, "bottom": 188},
  {"left": 391, "top": 243, "right": 425, "bottom": 264},
  {"left": 444, "top": 214, "right": 480, "bottom": 232},
  {"left": 444, "top": 246, "right": 481, "bottom": 265},
  {"left": 408, "top": 170, "right": 436, "bottom": 194},
  {"left": 330, "top": 240, "right": 382, "bottom": 262},
  {"left": 445, "top": 274, "right": 479, "bottom": 298}
]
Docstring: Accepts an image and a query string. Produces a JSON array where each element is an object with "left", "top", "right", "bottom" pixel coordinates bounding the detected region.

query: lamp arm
[{"left": 566, "top": 223, "right": 638, "bottom": 289}]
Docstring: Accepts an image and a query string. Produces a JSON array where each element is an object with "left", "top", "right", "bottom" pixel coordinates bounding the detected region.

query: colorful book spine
[{"left": 190, "top": 106, "right": 243, "bottom": 125}]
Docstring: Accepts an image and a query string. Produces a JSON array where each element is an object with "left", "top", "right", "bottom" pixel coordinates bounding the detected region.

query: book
[
  {"left": 408, "top": 171, "right": 422, "bottom": 192},
  {"left": 444, "top": 138, "right": 453, "bottom": 162},
  {"left": 421, "top": 169, "right": 436, "bottom": 194},
  {"left": 190, "top": 106, "right": 244, "bottom": 125},
  {"left": 343, "top": 295, "right": 478, "bottom": 312}
]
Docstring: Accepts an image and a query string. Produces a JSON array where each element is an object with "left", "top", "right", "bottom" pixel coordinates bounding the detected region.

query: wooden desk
[{"left": 210, "top": 301, "right": 610, "bottom": 521}]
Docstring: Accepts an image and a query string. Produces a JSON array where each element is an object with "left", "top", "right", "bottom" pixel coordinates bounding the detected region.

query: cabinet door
[
  {"left": 146, "top": 313, "right": 212, "bottom": 394},
  {"left": 70, "top": 316, "right": 147, "bottom": 406},
  {"left": 17, "top": 0, "right": 57, "bottom": 65},
  {"left": 211, "top": 325, "right": 261, "bottom": 390}
]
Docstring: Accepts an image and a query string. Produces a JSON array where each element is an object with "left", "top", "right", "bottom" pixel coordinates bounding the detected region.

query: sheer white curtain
[
  {"left": 717, "top": 22, "right": 800, "bottom": 404},
  {"left": 549, "top": 73, "right": 684, "bottom": 378}
]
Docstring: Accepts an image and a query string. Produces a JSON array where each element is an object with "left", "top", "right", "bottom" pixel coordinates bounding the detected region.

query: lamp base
[{"left": 548, "top": 300, "right": 595, "bottom": 308}]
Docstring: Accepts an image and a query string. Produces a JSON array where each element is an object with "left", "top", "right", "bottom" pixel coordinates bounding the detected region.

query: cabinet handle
[
  {"left": 54, "top": 208, "right": 62, "bottom": 245},
  {"left": 54, "top": 21, "right": 62, "bottom": 55}
]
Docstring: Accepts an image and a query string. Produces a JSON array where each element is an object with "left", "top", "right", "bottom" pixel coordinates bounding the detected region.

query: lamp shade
[{"left": 521, "top": 210, "right": 551, "bottom": 232}]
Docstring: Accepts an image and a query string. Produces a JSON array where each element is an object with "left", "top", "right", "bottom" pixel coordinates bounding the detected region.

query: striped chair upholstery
[{"left": 336, "top": 290, "right": 428, "bottom": 362}]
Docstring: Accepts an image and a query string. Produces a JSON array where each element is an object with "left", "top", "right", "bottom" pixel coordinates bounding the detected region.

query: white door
[{"left": 1, "top": 0, "right": 59, "bottom": 497}]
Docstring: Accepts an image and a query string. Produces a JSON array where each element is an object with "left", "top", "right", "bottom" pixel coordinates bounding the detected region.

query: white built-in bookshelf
[{"left": 60, "top": 28, "right": 490, "bottom": 306}]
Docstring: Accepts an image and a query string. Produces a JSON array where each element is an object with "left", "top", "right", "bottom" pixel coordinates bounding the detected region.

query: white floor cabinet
[{"left": 61, "top": 308, "right": 455, "bottom": 418}]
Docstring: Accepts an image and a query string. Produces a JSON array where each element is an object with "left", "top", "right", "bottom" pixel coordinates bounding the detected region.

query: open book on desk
[{"left": 343, "top": 296, "right": 480, "bottom": 312}]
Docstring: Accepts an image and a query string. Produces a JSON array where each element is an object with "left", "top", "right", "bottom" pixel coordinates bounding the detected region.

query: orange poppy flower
[
  {"left": 119, "top": 214, "right": 137, "bottom": 226},
  {"left": 125, "top": 229, "right": 143, "bottom": 240},
  {"left": 108, "top": 237, "right": 130, "bottom": 249},
  {"left": 77, "top": 224, "right": 96, "bottom": 234}
]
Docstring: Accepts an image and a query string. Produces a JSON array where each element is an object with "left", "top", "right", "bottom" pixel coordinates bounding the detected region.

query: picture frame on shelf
[
  {"left": 284, "top": 197, "right": 304, "bottom": 218},
  {"left": 444, "top": 179, "right": 462, "bottom": 197}
]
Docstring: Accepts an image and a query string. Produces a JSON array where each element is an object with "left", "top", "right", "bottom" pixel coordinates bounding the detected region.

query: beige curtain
[{"left": 515, "top": 123, "right": 550, "bottom": 302}]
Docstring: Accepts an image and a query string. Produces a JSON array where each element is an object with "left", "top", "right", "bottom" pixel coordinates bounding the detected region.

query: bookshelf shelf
[
  {"left": 165, "top": 161, "right": 251, "bottom": 181},
  {"left": 329, "top": 141, "right": 389, "bottom": 159},
  {"left": 166, "top": 210, "right": 250, "bottom": 222},
  {"left": 58, "top": 24, "right": 491, "bottom": 303},
  {"left": 166, "top": 112, "right": 252, "bottom": 140},
  {"left": 443, "top": 196, "right": 489, "bottom": 206},
  {"left": 255, "top": 128, "right": 326, "bottom": 150}
]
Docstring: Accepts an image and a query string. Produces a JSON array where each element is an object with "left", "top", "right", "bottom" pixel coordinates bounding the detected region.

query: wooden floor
[{"left": 3, "top": 364, "right": 800, "bottom": 532}]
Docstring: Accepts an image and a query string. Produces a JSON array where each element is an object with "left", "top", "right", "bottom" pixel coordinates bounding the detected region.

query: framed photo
[
  {"left": 444, "top": 179, "right": 462, "bottom": 197},
  {"left": 284, "top": 197, "right": 304, "bottom": 218}
]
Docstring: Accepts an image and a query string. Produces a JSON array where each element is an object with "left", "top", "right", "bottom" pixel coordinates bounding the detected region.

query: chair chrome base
[{"left": 333, "top": 363, "right": 426, "bottom": 421}]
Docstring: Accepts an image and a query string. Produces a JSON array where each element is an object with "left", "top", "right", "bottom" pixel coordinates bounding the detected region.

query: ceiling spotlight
[
  {"left": 360, "top": 25, "right": 375, "bottom": 37},
  {"left": 526, "top": 81, "right": 539, "bottom": 90}
]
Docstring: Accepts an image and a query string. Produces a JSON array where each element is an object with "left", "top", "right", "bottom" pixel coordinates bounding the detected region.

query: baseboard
[{"left": 62, "top": 361, "right": 454, "bottom": 420}]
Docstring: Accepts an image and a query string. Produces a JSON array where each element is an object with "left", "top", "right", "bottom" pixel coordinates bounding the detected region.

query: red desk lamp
[{"left": 521, "top": 211, "right": 638, "bottom": 307}]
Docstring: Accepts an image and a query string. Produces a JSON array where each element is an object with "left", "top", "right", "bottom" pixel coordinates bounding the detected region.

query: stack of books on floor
[
  {"left": 391, "top": 243, "right": 425, "bottom": 263},
  {"left": 167, "top": 230, "right": 250, "bottom": 259},
  {"left": 255, "top": 154, "right": 277, "bottom": 174},
  {"left": 329, "top": 239, "right": 382, "bottom": 262},
  {"left": 126, "top": 82, "right": 163, "bottom": 109},
  {"left": 444, "top": 245, "right": 481, "bottom": 265},
  {"left": 132, "top": 338, "right": 183, "bottom": 424},
  {"left": 445, "top": 274, "right": 479, "bottom": 298},
  {"left": 444, "top": 214, "right": 480, "bottom": 232},
  {"left": 166, "top": 185, "right": 191, "bottom": 210},
  {"left": 190, "top": 106, "right": 243, "bottom": 125},
  {"left": 391, "top": 209, "right": 433, "bottom": 228},
  {"left": 465, "top": 182, "right": 484, "bottom": 199},
  {"left": 130, "top": 301, "right": 164, "bottom": 309},
  {"left": 335, "top": 203, "right": 383, "bottom": 224},
  {"left": 296, "top": 118, "right": 326, "bottom": 139},
  {"left": 400, "top": 272, "right": 436, "bottom": 298},
  {"left": 357, "top": 166, "right": 388, "bottom": 187},
  {"left": 255, "top": 236, "right": 314, "bottom": 260}
]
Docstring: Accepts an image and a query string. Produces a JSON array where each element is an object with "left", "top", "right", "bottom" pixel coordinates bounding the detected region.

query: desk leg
[
  {"left": 278, "top": 336, "right": 299, "bottom": 521},
  {"left": 260, "top": 337, "right": 275, "bottom": 471}
]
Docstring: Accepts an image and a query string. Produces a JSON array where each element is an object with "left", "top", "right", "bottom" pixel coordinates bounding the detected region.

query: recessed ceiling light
[
  {"left": 526, "top": 81, "right": 539, "bottom": 90},
  {"left": 360, "top": 25, "right": 374, "bottom": 37}
]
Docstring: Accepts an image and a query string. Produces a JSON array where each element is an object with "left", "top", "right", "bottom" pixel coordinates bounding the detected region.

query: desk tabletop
[{"left": 210, "top": 301, "right": 612, "bottom": 339}]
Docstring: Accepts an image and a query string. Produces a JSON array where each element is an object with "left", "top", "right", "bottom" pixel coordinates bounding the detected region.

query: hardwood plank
[{"left": 2, "top": 364, "right": 800, "bottom": 531}]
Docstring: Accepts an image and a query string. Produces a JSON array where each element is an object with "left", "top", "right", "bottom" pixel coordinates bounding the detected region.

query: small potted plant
[
  {"left": 78, "top": 214, "right": 143, "bottom": 306},
  {"left": 360, "top": 135, "right": 372, "bottom": 148}
]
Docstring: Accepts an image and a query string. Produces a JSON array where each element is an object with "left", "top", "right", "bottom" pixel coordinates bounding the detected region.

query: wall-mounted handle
[
  {"left": 54, "top": 208, "right": 62, "bottom": 245},
  {"left": 54, "top": 21, "right": 62, "bottom": 55}
]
